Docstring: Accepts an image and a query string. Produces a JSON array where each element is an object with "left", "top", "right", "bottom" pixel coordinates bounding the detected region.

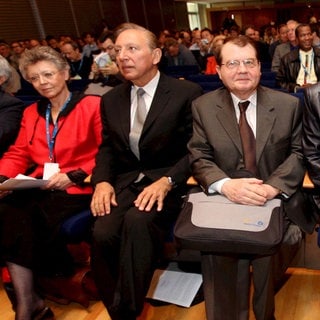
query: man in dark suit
[
  {"left": 90, "top": 23, "right": 202, "bottom": 320},
  {"left": 0, "top": 56, "right": 25, "bottom": 158},
  {"left": 188, "top": 36, "right": 311, "bottom": 320},
  {"left": 271, "top": 19, "right": 299, "bottom": 72},
  {"left": 303, "top": 82, "right": 320, "bottom": 211}
]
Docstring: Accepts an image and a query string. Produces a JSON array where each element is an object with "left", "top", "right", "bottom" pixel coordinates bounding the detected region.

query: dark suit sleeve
[
  {"left": 0, "top": 90, "right": 25, "bottom": 157},
  {"left": 264, "top": 97, "right": 304, "bottom": 196},
  {"left": 161, "top": 81, "right": 203, "bottom": 185},
  {"left": 92, "top": 77, "right": 203, "bottom": 187},
  {"left": 91, "top": 95, "right": 117, "bottom": 185},
  {"left": 303, "top": 84, "right": 320, "bottom": 187}
]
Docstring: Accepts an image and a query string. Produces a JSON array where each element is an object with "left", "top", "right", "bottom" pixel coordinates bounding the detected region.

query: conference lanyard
[
  {"left": 45, "top": 93, "right": 72, "bottom": 161},
  {"left": 71, "top": 56, "right": 84, "bottom": 76},
  {"left": 300, "top": 51, "right": 313, "bottom": 83}
]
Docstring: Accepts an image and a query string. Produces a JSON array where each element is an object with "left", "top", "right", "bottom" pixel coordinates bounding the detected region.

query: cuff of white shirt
[{"left": 208, "top": 177, "right": 231, "bottom": 194}]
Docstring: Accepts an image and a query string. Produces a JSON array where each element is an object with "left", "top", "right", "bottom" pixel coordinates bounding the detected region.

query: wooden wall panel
[
  {"left": 0, "top": 0, "right": 183, "bottom": 43},
  {"left": 100, "top": 0, "right": 126, "bottom": 31},
  {"left": 0, "top": 0, "right": 38, "bottom": 43}
]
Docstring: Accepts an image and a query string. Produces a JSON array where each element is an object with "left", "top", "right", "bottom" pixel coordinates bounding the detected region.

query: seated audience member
[
  {"left": 81, "top": 32, "right": 99, "bottom": 57},
  {"left": 88, "top": 31, "right": 124, "bottom": 89},
  {"left": 229, "top": 25, "right": 241, "bottom": 38},
  {"left": 276, "top": 23, "right": 320, "bottom": 92},
  {"left": 204, "top": 35, "right": 226, "bottom": 75},
  {"left": 263, "top": 25, "right": 278, "bottom": 45},
  {"left": 190, "top": 29, "right": 201, "bottom": 51},
  {"left": 269, "top": 24, "right": 288, "bottom": 59},
  {"left": 188, "top": 35, "right": 308, "bottom": 320},
  {"left": 29, "top": 39, "right": 41, "bottom": 48},
  {"left": 199, "top": 27, "right": 215, "bottom": 56},
  {"left": 157, "top": 29, "right": 171, "bottom": 72},
  {"left": 1, "top": 64, "right": 21, "bottom": 95},
  {"left": 178, "top": 30, "right": 192, "bottom": 48},
  {"left": 90, "top": 22, "right": 202, "bottom": 320},
  {"left": 0, "top": 45, "right": 21, "bottom": 94},
  {"left": 45, "top": 35, "right": 61, "bottom": 52},
  {"left": 0, "top": 42, "right": 18, "bottom": 70},
  {"left": 0, "top": 46, "right": 102, "bottom": 320},
  {"left": 60, "top": 40, "right": 93, "bottom": 79},
  {"left": 243, "top": 25, "right": 270, "bottom": 62},
  {"left": 0, "top": 56, "right": 25, "bottom": 158},
  {"left": 10, "top": 41, "right": 25, "bottom": 70},
  {"left": 189, "top": 29, "right": 202, "bottom": 66},
  {"left": 303, "top": 82, "right": 320, "bottom": 210},
  {"left": 311, "top": 22, "right": 320, "bottom": 47},
  {"left": 163, "top": 37, "right": 199, "bottom": 67},
  {"left": 272, "top": 20, "right": 299, "bottom": 72}
]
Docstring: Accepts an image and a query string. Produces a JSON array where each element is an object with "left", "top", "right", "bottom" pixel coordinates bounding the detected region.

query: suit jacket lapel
[
  {"left": 216, "top": 90, "right": 243, "bottom": 154},
  {"left": 141, "top": 74, "right": 170, "bottom": 137},
  {"left": 118, "top": 82, "right": 132, "bottom": 144},
  {"left": 216, "top": 87, "right": 276, "bottom": 166},
  {"left": 256, "top": 87, "right": 276, "bottom": 164}
]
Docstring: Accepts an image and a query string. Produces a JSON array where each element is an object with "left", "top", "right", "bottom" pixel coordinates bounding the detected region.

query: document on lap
[{"left": 0, "top": 174, "right": 48, "bottom": 190}]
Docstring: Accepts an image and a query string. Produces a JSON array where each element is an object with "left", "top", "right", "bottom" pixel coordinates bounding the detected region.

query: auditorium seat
[{"left": 164, "top": 65, "right": 200, "bottom": 78}]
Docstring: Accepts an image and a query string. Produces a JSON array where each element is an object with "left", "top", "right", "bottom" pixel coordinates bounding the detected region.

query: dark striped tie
[{"left": 238, "top": 101, "right": 256, "bottom": 174}]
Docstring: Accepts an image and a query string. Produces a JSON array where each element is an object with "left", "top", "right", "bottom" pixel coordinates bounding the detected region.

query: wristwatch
[{"left": 167, "top": 176, "right": 176, "bottom": 187}]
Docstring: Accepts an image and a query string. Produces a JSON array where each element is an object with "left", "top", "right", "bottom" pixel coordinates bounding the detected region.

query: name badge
[{"left": 43, "top": 162, "right": 60, "bottom": 180}]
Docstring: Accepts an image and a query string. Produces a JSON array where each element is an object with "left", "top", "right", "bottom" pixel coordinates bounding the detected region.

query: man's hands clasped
[{"left": 221, "top": 178, "right": 280, "bottom": 206}]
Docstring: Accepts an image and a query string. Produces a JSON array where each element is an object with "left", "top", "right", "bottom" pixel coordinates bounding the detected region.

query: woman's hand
[{"left": 44, "top": 173, "right": 74, "bottom": 190}]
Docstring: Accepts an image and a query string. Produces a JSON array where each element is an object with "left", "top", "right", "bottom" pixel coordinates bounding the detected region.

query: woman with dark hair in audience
[{"left": 0, "top": 46, "right": 102, "bottom": 320}]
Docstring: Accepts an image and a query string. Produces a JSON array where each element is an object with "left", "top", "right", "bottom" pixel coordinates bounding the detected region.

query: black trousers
[
  {"left": 0, "top": 189, "right": 91, "bottom": 275},
  {"left": 201, "top": 223, "right": 302, "bottom": 320},
  {"left": 91, "top": 180, "right": 183, "bottom": 318}
]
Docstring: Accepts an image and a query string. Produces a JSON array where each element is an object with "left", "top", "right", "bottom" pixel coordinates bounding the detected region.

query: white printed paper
[{"left": 146, "top": 263, "right": 202, "bottom": 307}]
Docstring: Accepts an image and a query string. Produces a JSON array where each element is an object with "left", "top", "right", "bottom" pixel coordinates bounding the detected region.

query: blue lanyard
[
  {"left": 300, "top": 51, "right": 313, "bottom": 77},
  {"left": 71, "top": 56, "right": 84, "bottom": 75},
  {"left": 45, "top": 93, "right": 72, "bottom": 161}
]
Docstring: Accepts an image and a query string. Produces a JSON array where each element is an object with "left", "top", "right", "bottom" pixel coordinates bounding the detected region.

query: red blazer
[{"left": 0, "top": 93, "right": 102, "bottom": 194}]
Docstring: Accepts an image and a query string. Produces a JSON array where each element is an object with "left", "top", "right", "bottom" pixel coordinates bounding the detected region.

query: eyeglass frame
[
  {"left": 220, "top": 58, "right": 259, "bottom": 70},
  {"left": 27, "top": 70, "right": 60, "bottom": 83},
  {"left": 101, "top": 45, "right": 114, "bottom": 52}
]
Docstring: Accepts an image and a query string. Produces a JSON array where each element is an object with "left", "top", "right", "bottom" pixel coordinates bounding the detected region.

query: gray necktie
[{"left": 130, "top": 88, "right": 147, "bottom": 159}]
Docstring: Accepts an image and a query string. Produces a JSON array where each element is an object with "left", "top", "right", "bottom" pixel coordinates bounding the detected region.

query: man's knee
[{"left": 92, "top": 216, "right": 119, "bottom": 245}]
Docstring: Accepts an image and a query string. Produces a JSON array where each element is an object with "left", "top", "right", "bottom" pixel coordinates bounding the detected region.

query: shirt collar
[
  {"left": 133, "top": 71, "right": 160, "bottom": 98},
  {"left": 231, "top": 91, "right": 257, "bottom": 109}
]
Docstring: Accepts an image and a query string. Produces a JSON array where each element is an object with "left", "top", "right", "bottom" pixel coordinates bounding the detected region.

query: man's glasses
[
  {"left": 221, "top": 58, "right": 258, "bottom": 69},
  {"left": 28, "top": 71, "right": 59, "bottom": 83},
  {"left": 101, "top": 46, "right": 114, "bottom": 52}
]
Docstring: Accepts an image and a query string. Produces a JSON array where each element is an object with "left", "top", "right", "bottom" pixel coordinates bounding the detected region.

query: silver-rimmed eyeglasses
[
  {"left": 27, "top": 71, "right": 59, "bottom": 83},
  {"left": 221, "top": 58, "right": 258, "bottom": 69}
]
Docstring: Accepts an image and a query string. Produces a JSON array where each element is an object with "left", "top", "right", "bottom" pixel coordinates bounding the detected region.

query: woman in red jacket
[{"left": 0, "top": 46, "right": 102, "bottom": 320}]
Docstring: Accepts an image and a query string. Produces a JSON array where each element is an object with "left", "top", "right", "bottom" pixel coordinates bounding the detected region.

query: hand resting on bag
[{"left": 221, "top": 178, "right": 280, "bottom": 205}]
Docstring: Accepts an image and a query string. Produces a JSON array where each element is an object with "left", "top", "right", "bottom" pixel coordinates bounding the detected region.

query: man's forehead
[
  {"left": 298, "top": 27, "right": 311, "bottom": 35},
  {"left": 222, "top": 43, "right": 255, "bottom": 56}
]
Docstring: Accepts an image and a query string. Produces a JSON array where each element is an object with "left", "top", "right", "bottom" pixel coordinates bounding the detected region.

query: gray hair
[
  {"left": 114, "top": 23, "right": 159, "bottom": 50},
  {"left": 0, "top": 55, "right": 12, "bottom": 83},
  {"left": 19, "top": 46, "right": 70, "bottom": 80}
]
